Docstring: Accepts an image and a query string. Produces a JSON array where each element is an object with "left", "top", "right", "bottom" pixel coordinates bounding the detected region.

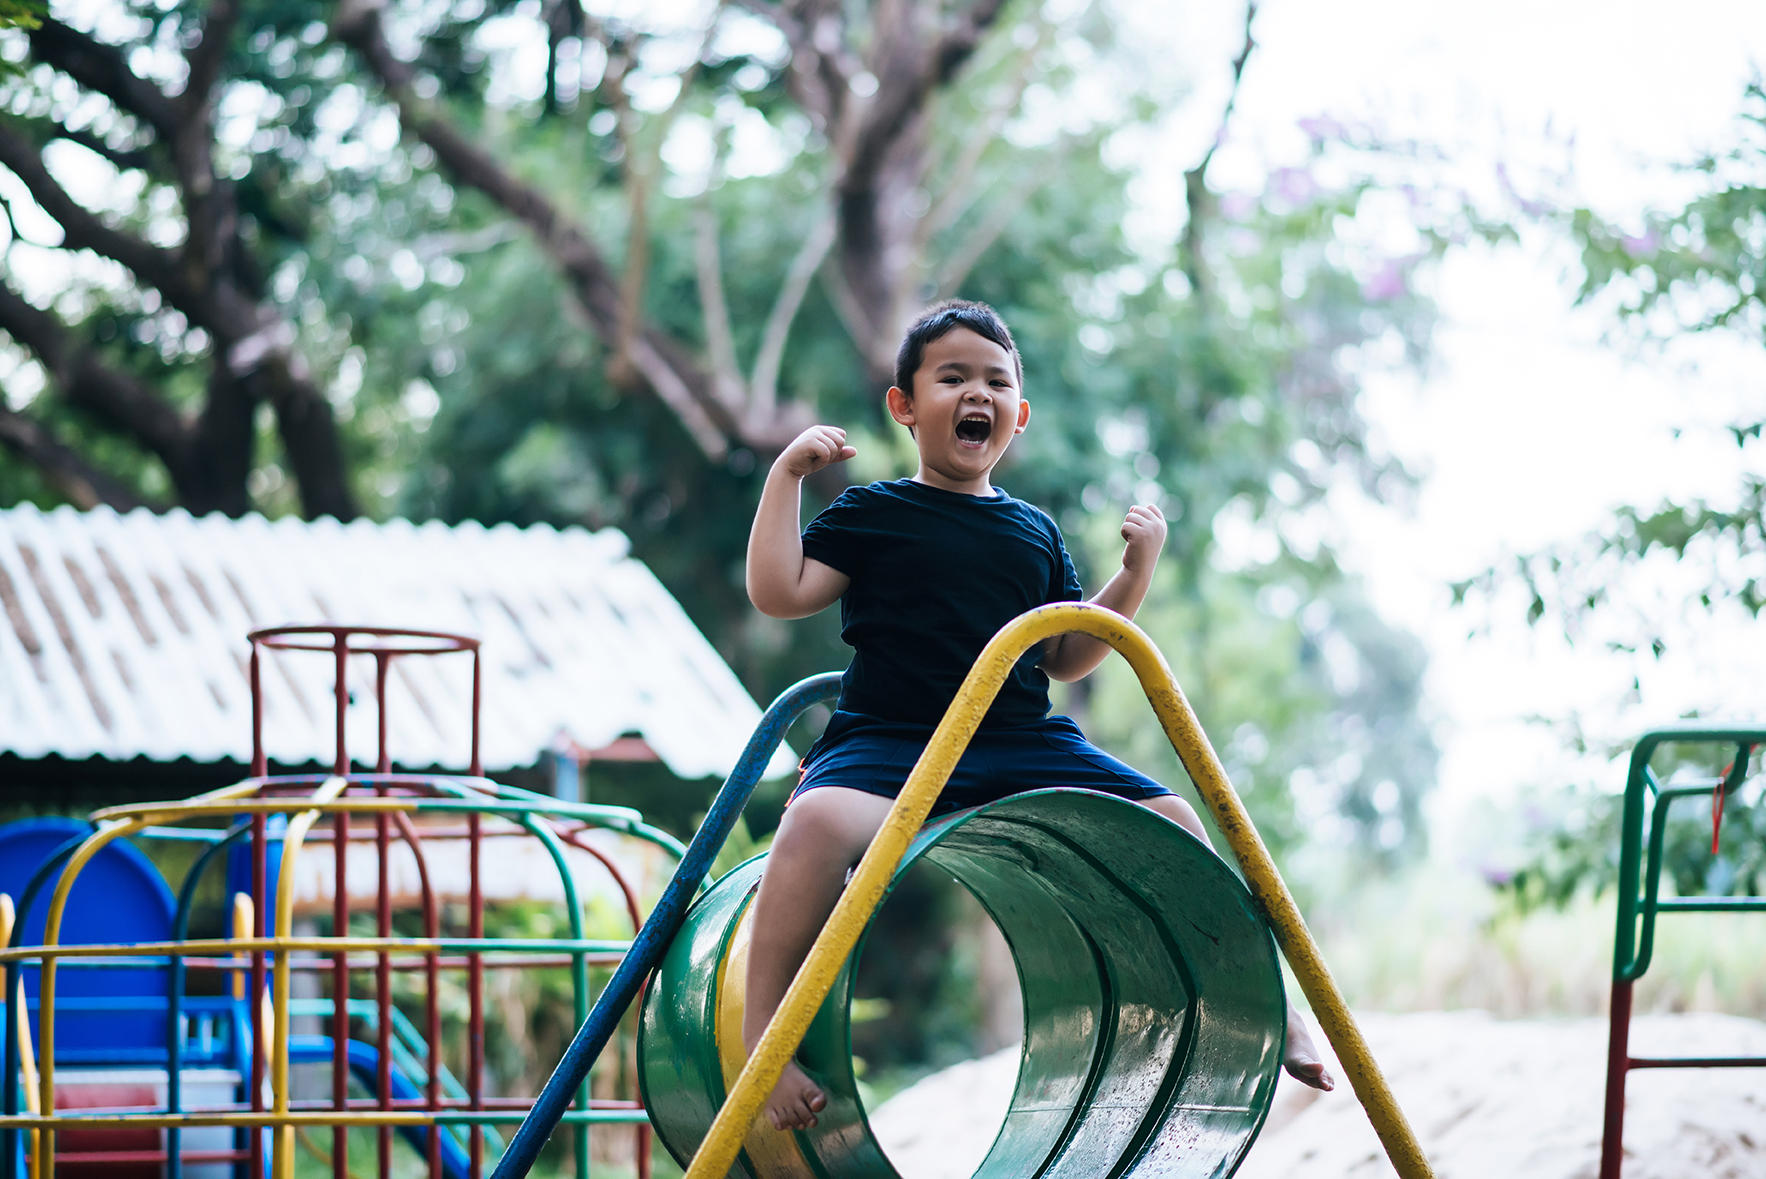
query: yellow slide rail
[{"left": 686, "top": 602, "right": 1434, "bottom": 1179}]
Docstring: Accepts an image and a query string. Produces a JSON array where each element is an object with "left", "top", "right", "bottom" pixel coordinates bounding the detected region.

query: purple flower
[
  {"left": 1270, "top": 166, "right": 1318, "bottom": 206},
  {"left": 1297, "top": 115, "right": 1347, "bottom": 143},
  {"left": 1360, "top": 258, "right": 1408, "bottom": 302},
  {"left": 1220, "top": 190, "right": 1257, "bottom": 220},
  {"left": 1621, "top": 230, "right": 1660, "bottom": 258}
]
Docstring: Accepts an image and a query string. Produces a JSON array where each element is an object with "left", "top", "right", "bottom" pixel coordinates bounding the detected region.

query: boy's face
[{"left": 886, "top": 327, "right": 1030, "bottom": 491}]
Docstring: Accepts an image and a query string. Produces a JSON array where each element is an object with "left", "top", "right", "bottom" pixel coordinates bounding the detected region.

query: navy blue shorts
[{"left": 791, "top": 710, "right": 1173, "bottom": 819}]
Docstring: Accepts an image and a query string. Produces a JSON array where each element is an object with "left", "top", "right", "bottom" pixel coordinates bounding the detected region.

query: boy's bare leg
[
  {"left": 744, "top": 786, "right": 897, "bottom": 1131},
  {"left": 1136, "top": 793, "right": 1336, "bottom": 1092}
]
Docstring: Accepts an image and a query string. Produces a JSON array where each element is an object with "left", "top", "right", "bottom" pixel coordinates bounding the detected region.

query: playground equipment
[
  {"left": 2, "top": 624, "right": 682, "bottom": 1179},
  {"left": 5, "top": 605, "right": 1432, "bottom": 1179},
  {"left": 499, "top": 603, "right": 1435, "bottom": 1179},
  {"left": 642, "top": 791, "right": 1286, "bottom": 1179},
  {"left": 1600, "top": 726, "right": 1766, "bottom": 1179}
]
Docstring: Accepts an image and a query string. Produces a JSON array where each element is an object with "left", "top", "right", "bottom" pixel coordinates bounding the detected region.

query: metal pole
[
  {"left": 376, "top": 652, "right": 393, "bottom": 1179},
  {"left": 468, "top": 811, "right": 484, "bottom": 1179}
]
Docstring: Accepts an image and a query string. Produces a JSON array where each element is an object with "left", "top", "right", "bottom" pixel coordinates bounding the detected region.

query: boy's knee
[
  {"left": 1141, "top": 792, "right": 1207, "bottom": 841},
  {"left": 773, "top": 787, "right": 893, "bottom": 864},
  {"left": 775, "top": 789, "right": 860, "bottom": 847}
]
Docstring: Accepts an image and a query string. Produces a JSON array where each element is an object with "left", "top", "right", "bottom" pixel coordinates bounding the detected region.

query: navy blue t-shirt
[{"left": 801, "top": 478, "right": 1083, "bottom": 728}]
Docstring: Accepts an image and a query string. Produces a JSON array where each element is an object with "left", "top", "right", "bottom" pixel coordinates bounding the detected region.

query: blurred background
[{"left": 3, "top": 0, "right": 1766, "bottom": 1133}]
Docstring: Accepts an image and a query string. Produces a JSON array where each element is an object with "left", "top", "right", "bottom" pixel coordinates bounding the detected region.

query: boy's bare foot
[
  {"left": 762, "top": 1058, "right": 828, "bottom": 1131},
  {"left": 1284, "top": 1008, "right": 1335, "bottom": 1091}
]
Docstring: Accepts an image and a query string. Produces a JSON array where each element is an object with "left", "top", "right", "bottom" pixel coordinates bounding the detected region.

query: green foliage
[
  {"left": 1495, "top": 753, "right": 1766, "bottom": 915},
  {"left": 1463, "top": 84, "right": 1766, "bottom": 652},
  {"left": 1573, "top": 84, "right": 1766, "bottom": 340},
  {"left": 0, "top": 0, "right": 41, "bottom": 31},
  {"left": 1459, "top": 86, "right": 1766, "bottom": 913}
]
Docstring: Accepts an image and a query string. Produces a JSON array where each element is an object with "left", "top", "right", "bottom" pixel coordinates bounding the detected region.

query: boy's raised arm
[
  {"left": 1041, "top": 503, "right": 1168, "bottom": 681},
  {"left": 747, "top": 425, "right": 855, "bottom": 619}
]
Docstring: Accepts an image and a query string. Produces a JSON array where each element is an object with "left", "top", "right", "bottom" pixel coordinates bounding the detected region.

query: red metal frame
[{"left": 233, "top": 625, "right": 654, "bottom": 1179}]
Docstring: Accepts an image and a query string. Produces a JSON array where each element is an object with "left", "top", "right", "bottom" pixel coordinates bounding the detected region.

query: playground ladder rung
[
  {"left": 1650, "top": 897, "right": 1766, "bottom": 912},
  {"left": 1626, "top": 1055, "right": 1766, "bottom": 1070}
]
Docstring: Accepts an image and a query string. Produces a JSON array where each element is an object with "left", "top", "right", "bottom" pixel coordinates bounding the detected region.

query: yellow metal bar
[
  {"left": 272, "top": 775, "right": 349, "bottom": 1178},
  {"left": 683, "top": 602, "right": 1434, "bottom": 1179},
  {"left": 0, "top": 935, "right": 527, "bottom": 964},
  {"left": 36, "top": 812, "right": 161, "bottom": 1179},
  {"left": 90, "top": 797, "right": 419, "bottom": 822},
  {"left": 2, "top": 896, "right": 42, "bottom": 1171},
  {"left": 0, "top": 1111, "right": 438, "bottom": 1129},
  {"left": 232, "top": 893, "right": 253, "bottom": 1000}
]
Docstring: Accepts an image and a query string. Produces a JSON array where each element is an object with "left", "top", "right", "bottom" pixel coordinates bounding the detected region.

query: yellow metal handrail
[
  {"left": 33, "top": 780, "right": 258, "bottom": 1179},
  {"left": 685, "top": 602, "right": 1434, "bottom": 1179},
  {"left": 271, "top": 775, "right": 348, "bottom": 1176}
]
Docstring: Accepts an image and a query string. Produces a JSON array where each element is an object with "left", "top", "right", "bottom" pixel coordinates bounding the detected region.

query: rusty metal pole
[
  {"left": 333, "top": 802, "right": 350, "bottom": 1179},
  {"left": 250, "top": 810, "right": 267, "bottom": 1179},
  {"left": 376, "top": 652, "right": 393, "bottom": 1179},
  {"left": 468, "top": 812, "right": 484, "bottom": 1179}
]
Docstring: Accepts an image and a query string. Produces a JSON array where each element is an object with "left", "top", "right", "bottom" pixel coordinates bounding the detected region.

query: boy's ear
[
  {"left": 886, "top": 385, "right": 916, "bottom": 428},
  {"left": 1014, "top": 399, "right": 1031, "bottom": 435}
]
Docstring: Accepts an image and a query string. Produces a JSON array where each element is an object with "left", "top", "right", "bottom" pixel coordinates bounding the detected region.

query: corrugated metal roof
[{"left": 0, "top": 504, "right": 798, "bottom": 779}]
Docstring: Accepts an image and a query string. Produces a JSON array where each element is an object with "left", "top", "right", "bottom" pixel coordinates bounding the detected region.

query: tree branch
[
  {"left": 180, "top": 0, "right": 241, "bottom": 115},
  {"left": 0, "top": 402, "right": 152, "bottom": 511},
  {"left": 931, "top": 0, "right": 1010, "bottom": 85},
  {"left": 46, "top": 121, "right": 159, "bottom": 174},
  {"left": 333, "top": 0, "right": 764, "bottom": 460},
  {"left": 0, "top": 277, "right": 192, "bottom": 462},
  {"left": 0, "top": 120, "right": 182, "bottom": 292},
  {"left": 693, "top": 192, "right": 745, "bottom": 406},
  {"left": 602, "top": 47, "right": 650, "bottom": 386},
  {"left": 27, "top": 16, "right": 179, "bottom": 141},
  {"left": 1183, "top": 0, "right": 1257, "bottom": 304},
  {"left": 935, "top": 144, "right": 1071, "bottom": 300},
  {"left": 916, "top": 22, "right": 1042, "bottom": 256},
  {"left": 750, "top": 207, "right": 834, "bottom": 416},
  {"left": 819, "top": 253, "right": 886, "bottom": 372}
]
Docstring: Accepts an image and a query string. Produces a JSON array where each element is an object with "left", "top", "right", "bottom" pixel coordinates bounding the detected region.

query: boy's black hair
[{"left": 893, "top": 299, "right": 1023, "bottom": 394}]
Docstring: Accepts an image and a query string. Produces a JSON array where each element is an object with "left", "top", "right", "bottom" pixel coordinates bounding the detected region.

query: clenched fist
[
  {"left": 1120, "top": 503, "right": 1168, "bottom": 574},
  {"left": 776, "top": 426, "right": 857, "bottom": 480}
]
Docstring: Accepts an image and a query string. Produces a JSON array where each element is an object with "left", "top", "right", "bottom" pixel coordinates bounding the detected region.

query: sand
[{"left": 867, "top": 1012, "right": 1766, "bottom": 1179}]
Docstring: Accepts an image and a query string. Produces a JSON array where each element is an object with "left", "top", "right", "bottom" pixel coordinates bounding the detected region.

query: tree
[
  {"left": 2, "top": 0, "right": 1443, "bottom": 864},
  {"left": 1461, "top": 85, "right": 1766, "bottom": 906},
  {"left": 1456, "top": 84, "right": 1766, "bottom": 658},
  {"left": 0, "top": 4, "right": 356, "bottom": 517}
]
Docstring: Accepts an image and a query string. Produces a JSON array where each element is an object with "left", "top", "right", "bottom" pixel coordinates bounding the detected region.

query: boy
[{"left": 744, "top": 300, "right": 1333, "bottom": 1132}]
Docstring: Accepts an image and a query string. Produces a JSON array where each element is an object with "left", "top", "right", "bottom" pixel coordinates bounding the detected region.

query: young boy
[{"left": 744, "top": 300, "right": 1333, "bottom": 1132}]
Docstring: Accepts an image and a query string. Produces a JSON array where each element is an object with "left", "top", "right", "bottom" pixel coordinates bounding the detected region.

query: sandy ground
[{"left": 867, "top": 1012, "right": 1766, "bottom": 1179}]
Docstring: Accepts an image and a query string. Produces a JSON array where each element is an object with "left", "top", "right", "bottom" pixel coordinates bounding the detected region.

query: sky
[{"left": 1168, "top": 0, "right": 1766, "bottom": 855}]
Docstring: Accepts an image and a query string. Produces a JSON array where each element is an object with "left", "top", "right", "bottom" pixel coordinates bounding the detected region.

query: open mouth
[{"left": 955, "top": 415, "right": 992, "bottom": 446}]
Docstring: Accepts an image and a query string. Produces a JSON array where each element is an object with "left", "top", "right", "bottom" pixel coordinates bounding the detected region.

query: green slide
[{"left": 638, "top": 789, "right": 1286, "bottom": 1179}]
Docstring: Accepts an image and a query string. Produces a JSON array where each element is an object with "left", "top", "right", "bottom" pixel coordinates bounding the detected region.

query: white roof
[{"left": 0, "top": 504, "right": 796, "bottom": 779}]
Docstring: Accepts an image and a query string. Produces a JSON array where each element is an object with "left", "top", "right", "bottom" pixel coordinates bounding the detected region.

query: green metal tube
[{"left": 638, "top": 790, "right": 1286, "bottom": 1179}]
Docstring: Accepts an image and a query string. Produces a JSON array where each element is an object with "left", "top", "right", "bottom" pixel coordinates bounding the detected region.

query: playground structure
[
  {"left": 2, "top": 605, "right": 1437, "bottom": 1179},
  {"left": 2, "top": 624, "right": 683, "bottom": 1179},
  {"left": 498, "top": 603, "right": 1435, "bottom": 1179},
  {"left": 1600, "top": 726, "right": 1766, "bottom": 1179}
]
